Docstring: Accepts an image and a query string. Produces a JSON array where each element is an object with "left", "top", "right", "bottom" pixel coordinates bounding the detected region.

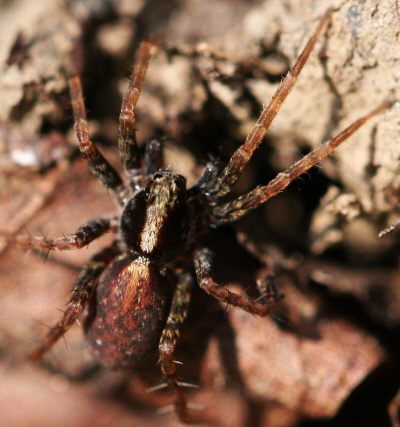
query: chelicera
[{"left": 16, "top": 9, "right": 393, "bottom": 423}]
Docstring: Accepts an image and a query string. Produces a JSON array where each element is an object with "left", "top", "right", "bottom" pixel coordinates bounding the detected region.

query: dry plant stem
[
  {"left": 119, "top": 40, "right": 152, "bottom": 172},
  {"left": 212, "top": 8, "right": 333, "bottom": 197},
  {"left": 214, "top": 100, "right": 395, "bottom": 223},
  {"left": 29, "top": 244, "right": 121, "bottom": 361}
]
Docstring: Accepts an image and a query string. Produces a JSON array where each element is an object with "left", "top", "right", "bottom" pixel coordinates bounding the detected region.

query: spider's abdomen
[
  {"left": 121, "top": 172, "right": 192, "bottom": 262},
  {"left": 85, "top": 255, "right": 169, "bottom": 368}
]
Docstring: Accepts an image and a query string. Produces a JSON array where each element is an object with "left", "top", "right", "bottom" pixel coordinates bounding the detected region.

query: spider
[{"left": 15, "top": 8, "right": 393, "bottom": 423}]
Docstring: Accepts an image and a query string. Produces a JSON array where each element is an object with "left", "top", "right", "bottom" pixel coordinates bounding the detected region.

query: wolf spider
[{"left": 16, "top": 8, "right": 393, "bottom": 423}]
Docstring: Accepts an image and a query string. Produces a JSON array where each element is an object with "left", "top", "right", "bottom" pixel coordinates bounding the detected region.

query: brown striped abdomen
[{"left": 85, "top": 255, "right": 169, "bottom": 368}]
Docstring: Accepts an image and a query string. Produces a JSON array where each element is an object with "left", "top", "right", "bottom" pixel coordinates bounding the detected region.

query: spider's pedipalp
[
  {"left": 145, "top": 138, "right": 162, "bottom": 177},
  {"left": 213, "top": 100, "right": 395, "bottom": 224}
]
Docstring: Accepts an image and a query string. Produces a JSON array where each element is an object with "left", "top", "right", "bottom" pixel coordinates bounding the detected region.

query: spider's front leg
[
  {"left": 30, "top": 243, "right": 122, "bottom": 361},
  {"left": 119, "top": 41, "right": 152, "bottom": 173},
  {"left": 213, "top": 100, "right": 394, "bottom": 223},
  {"left": 69, "top": 72, "right": 126, "bottom": 203},
  {"left": 158, "top": 271, "right": 196, "bottom": 423},
  {"left": 211, "top": 8, "right": 333, "bottom": 198},
  {"left": 15, "top": 217, "right": 119, "bottom": 251},
  {"left": 194, "top": 248, "right": 281, "bottom": 316}
]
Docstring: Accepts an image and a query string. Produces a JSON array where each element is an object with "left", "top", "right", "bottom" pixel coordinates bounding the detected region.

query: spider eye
[
  {"left": 171, "top": 198, "right": 181, "bottom": 210},
  {"left": 144, "top": 190, "right": 154, "bottom": 202}
]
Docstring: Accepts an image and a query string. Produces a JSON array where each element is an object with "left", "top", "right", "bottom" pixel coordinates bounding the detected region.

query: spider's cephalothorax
[
  {"left": 121, "top": 171, "right": 191, "bottom": 262},
  {"left": 18, "top": 9, "right": 393, "bottom": 423}
]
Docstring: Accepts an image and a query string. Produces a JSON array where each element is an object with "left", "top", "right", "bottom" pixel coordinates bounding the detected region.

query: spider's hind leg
[
  {"left": 159, "top": 270, "right": 197, "bottom": 423},
  {"left": 29, "top": 243, "right": 122, "bottom": 361},
  {"left": 194, "top": 248, "right": 281, "bottom": 317},
  {"left": 236, "top": 232, "right": 285, "bottom": 303}
]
